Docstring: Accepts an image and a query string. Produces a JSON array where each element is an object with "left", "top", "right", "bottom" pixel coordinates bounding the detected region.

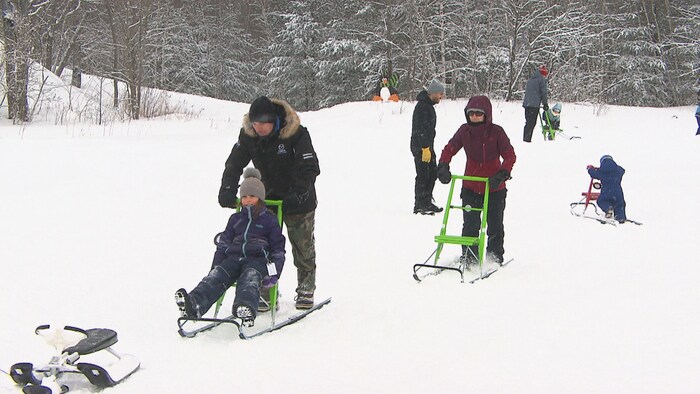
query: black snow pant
[
  {"left": 461, "top": 188, "right": 507, "bottom": 262},
  {"left": 411, "top": 145, "right": 437, "bottom": 208},
  {"left": 523, "top": 107, "right": 540, "bottom": 142},
  {"left": 189, "top": 256, "right": 265, "bottom": 316}
]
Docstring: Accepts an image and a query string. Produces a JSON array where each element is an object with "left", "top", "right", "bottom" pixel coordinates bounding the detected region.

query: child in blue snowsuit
[
  {"left": 175, "top": 168, "right": 285, "bottom": 321},
  {"left": 587, "top": 155, "right": 626, "bottom": 223}
]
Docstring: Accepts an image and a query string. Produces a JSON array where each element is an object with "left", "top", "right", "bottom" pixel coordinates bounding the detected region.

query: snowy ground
[{"left": 1, "top": 77, "right": 699, "bottom": 393}]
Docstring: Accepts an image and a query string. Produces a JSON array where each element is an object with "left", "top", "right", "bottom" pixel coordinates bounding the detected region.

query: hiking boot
[
  {"left": 295, "top": 292, "right": 314, "bottom": 310},
  {"left": 425, "top": 203, "right": 443, "bottom": 213},
  {"left": 413, "top": 205, "right": 435, "bottom": 215},
  {"left": 175, "top": 288, "right": 199, "bottom": 319}
]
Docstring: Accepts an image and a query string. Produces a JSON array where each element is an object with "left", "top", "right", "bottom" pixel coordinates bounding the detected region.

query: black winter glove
[
  {"left": 437, "top": 163, "right": 452, "bottom": 184},
  {"left": 218, "top": 186, "right": 238, "bottom": 208},
  {"left": 488, "top": 169, "right": 511, "bottom": 189},
  {"left": 283, "top": 190, "right": 310, "bottom": 211},
  {"left": 543, "top": 104, "right": 549, "bottom": 111}
]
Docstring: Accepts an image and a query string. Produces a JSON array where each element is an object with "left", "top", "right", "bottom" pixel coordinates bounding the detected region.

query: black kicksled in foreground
[{"left": 6, "top": 325, "right": 139, "bottom": 394}]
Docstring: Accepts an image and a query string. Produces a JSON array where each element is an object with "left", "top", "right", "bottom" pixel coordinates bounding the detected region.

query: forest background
[{"left": 1, "top": 0, "right": 699, "bottom": 123}]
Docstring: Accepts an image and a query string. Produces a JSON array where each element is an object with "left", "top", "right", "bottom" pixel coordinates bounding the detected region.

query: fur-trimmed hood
[{"left": 241, "top": 98, "right": 301, "bottom": 139}]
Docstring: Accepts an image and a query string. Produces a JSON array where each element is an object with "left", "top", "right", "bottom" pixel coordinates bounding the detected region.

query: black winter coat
[
  {"left": 218, "top": 99, "right": 320, "bottom": 215},
  {"left": 411, "top": 90, "right": 437, "bottom": 150}
]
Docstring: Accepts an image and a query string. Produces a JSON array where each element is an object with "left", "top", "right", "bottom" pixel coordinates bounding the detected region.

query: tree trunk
[
  {"left": 2, "top": 15, "right": 16, "bottom": 119},
  {"left": 71, "top": 67, "right": 82, "bottom": 88},
  {"left": 2, "top": 6, "right": 29, "bottom": 122}
]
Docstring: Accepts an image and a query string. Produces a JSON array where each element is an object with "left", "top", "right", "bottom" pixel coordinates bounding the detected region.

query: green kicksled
[{"left": 412, "top": 175, "right": 491, "bottom": 283}]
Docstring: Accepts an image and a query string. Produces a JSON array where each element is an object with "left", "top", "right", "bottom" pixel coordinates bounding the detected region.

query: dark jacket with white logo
[{"left": 218, "top": 99, "right": 320, "bottom": 215}]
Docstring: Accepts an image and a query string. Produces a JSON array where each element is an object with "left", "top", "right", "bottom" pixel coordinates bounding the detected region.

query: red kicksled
[{"left": 570, "top": 178, "right": 642, "bottom": 225}]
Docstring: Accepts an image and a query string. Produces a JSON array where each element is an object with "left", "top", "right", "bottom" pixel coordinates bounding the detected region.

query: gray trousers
[{"left": 284, "top": 210, "right": 317, "bottom": 294}]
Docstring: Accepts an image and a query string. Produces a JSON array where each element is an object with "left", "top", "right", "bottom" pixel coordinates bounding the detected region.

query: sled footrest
[{"left": 10, "top": 362, "right": 42, "bottom": 386}]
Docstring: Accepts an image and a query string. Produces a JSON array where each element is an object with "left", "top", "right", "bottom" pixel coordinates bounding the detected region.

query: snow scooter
[
  {"left": 569, "top": 178, "right": 642, "bottom": 225},
  {"left": 412, "top": 175, "right": 512, "bottom": 284},
  {"left": 8, "top": 324, "right": 139, "bottom": 393},
  {"left": 177, "top": 200, "right": 331, "bottom": 340}
]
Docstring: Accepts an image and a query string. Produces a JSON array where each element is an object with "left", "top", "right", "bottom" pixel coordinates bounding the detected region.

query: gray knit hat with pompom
[{"left": 239, "top": 168, "right": 265, "bottom": 201}]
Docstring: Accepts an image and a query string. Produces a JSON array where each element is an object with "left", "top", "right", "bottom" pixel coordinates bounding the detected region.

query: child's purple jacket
[{"left": 212, "top": 206, "right": 285, "bottom": 277}]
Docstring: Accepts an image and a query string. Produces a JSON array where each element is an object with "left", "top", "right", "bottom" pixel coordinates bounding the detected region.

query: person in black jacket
[
  {"left": 411, "top": 79, "right": 445, "bottom": 215},
  {"left": 218, "top": 96, "right": 320, "bottom": 310}
]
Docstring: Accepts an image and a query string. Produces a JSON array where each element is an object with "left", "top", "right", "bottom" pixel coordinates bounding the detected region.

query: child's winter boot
[
  {"left": 605, "top": 208, "right": 614, "bottom": 219},
  {"left": 233, "top": 302, "right": 256, "bottom": 326},
  {"left": 175, "top": 288, "right": 200, "bottom": 318}
]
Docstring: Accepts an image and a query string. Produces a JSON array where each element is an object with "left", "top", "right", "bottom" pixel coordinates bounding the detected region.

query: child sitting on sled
[
  {"left": 175, "top": 168, "right": 285, "bottom": 322},
  {"left": 587, "top": 155, "right": 627, "bottom": 223},
  {"left": 541, "top": 102, "right": 562, "bottom": 140}
]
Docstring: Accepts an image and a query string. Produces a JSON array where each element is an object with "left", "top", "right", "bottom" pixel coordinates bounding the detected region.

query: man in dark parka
[{"left": 218, "top": 96, "right": 320, "bottom": 310}]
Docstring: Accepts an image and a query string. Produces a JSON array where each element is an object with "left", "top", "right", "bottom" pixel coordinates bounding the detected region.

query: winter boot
[
  {"left": 425, "top": 202, "right": 443, "bottom": 213},
  {"left": 413, "top": 205, "right": 435, "bottom": 215},
  {"left": 233, "top": 302, "right": 256, "bottom": 326},
  {"left": 605, "top": 208, "right": 614, "bottom": 219},
  {"left": 294, "top": 291, "right": 314, "bottom": 310},
  {"left": 175, "top": 288, "right": 199, "bottom": 319},
  {"left": 486, "top": 251, "right": 504, "bottom": 266}
]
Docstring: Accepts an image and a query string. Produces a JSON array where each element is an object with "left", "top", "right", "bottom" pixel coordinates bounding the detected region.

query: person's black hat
[{"left": 249, "top": 96, "right": 277, "bottom": 123}]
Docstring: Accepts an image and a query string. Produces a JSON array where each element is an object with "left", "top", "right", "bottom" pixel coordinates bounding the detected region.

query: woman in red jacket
[{"left": 437, "top": 95, "right": 516, "bottom": 265}]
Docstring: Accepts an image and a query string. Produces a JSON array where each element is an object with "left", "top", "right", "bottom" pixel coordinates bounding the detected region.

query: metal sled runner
[
  {"left": 413, "top": 175, "right": 500, "bottom": 283},
  {"left": 177, "top": 200, "right": 331, "bottom": 339},
  {"left": 9, "top": 324, "right": 139, "bottom": 393}
]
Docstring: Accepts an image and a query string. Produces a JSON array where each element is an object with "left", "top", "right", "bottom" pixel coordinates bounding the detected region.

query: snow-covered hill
[{"left": 1, "top": 74, "right": 699, "bottom": 393}]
